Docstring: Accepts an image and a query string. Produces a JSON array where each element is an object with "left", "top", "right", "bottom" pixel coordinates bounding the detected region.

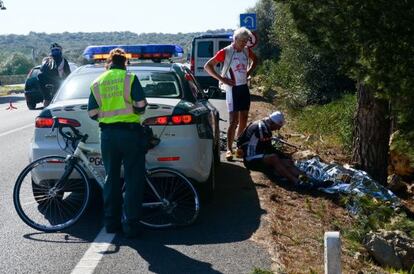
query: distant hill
[{"left": 0, "top": 29, "right": 233, "bottom": 64}]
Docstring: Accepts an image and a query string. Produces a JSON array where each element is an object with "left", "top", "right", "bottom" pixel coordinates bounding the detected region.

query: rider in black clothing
[
  {"left": 37, "top": 43, "right": 71, "bottom": 107},
  {"left": 238, "top": 111, "right": 305, "bottom": 184}
]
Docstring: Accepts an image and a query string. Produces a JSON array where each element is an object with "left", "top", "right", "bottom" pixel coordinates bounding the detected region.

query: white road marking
[
  {"left": 71, "top": 228, "right": 115, "bottom": 274},
  {"left": 0, "top": 124, "right": 33, "bottom": 138}
]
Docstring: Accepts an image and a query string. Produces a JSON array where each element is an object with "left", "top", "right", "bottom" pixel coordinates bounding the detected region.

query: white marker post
[{"left": 324, "top": 231, "right": 341, "bottom": 274}]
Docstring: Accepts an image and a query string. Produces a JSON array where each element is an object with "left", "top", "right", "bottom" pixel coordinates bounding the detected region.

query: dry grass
[{"left": 0, "top": 85, "right": 24, "bottom": 96}]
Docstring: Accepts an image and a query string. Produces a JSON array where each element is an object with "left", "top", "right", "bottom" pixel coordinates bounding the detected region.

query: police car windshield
[{"left": 54, "top": 70, "right": 181, "bottom": 102}]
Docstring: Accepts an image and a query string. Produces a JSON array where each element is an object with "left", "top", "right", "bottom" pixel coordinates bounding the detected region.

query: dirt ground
[{"left": 242, "top": 92, "right": 406, "bottom": 273}]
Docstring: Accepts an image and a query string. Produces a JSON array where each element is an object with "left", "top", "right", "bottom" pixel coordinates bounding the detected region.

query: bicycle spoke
[
  {"left": 13, "top": 156, "right": 90, "bottom": 232},
  {"left": 141, "top": 169, "right": 199, "bottom": 228}
]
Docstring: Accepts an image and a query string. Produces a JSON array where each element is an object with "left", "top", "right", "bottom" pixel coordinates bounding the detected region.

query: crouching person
[{"left": 237, "top": 111, "right": 304, "bottom": 185}]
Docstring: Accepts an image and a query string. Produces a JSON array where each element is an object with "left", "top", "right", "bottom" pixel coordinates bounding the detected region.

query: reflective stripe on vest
[{"left": 91, "top": 70, "right": 140, "bottom": 123}]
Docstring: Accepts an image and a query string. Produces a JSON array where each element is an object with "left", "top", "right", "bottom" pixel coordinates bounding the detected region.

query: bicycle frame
[
  {"left": 72, "top": 141, "right": 106, "bottom": 189},
  {"left": 71, "top": 141, "right": 167, "bottom": 208}
]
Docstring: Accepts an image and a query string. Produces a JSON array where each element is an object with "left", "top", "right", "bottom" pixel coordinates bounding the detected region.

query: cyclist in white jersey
[{"left": 204, "top": 27, "right": 257, "bottom": 161}]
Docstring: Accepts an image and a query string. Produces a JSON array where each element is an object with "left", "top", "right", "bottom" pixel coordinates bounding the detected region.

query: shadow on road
[
  {"left": 23, "top": 162, "right": 265, "bottom": 273},
  {"left": 121, "top": 162, "right": 265, "bottom": 273}
]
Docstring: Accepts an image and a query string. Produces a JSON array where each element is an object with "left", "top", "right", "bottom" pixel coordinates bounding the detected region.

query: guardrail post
[{"left": 324, "top": 231, "right": 341, "bottom": 274}]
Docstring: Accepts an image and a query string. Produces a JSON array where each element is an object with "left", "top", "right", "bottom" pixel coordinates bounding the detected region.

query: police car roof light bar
[{"left": 83, "top": 44, "right": 184, "bottom": 61}]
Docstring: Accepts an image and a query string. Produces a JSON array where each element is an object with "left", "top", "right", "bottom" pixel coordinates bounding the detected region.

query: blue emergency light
[{"left": 83, "top": 44, "right": 184, "bottom": 61}]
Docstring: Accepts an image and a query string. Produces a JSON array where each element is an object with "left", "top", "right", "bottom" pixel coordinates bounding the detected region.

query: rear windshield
[{"left": 54, "top": 70, "right": 181, "bottom": 102}]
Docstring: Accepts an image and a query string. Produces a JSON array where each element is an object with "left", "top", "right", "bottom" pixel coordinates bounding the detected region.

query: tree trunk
[{"left": 352, "top": 83, "right": 390, "bottom": 185}]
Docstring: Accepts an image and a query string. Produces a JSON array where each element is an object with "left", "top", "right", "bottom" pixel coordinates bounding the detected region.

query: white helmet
[{"left": 269, "top": 111, "right": 285, "bottom": 126}]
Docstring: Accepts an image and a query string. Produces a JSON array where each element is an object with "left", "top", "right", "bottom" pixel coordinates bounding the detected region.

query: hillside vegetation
[{"left": 0, "top": 29, "right": 233, "bottom": 74}]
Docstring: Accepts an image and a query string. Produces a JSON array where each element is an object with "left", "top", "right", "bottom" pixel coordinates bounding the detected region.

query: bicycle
[{"left": 13, "top": 117, "right": 200, "bottom": 232}]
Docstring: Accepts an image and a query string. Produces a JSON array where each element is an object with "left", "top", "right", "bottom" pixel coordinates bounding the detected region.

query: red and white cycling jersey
[{"left": 214, "top": 45, "right": 254, "bottom": 86}]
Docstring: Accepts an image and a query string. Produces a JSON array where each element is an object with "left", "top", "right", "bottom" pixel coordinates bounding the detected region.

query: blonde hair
[
  {"left": 106, "top": 48, "right": 127, "bottom": 69},
  {"left": 233, "top": 27, "right": 252, "bottom": 42}
]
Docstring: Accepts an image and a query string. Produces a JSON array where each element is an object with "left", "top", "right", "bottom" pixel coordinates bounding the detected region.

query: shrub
[
  {"left": 259, "top": 3, "right": 354, "bottom": 109},
  {"left": 289, "top": 93, "right": 356, "bottom": 150}
]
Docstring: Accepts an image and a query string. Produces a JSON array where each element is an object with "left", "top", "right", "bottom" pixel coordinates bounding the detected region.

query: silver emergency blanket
[{"left": 295, "top": 157, "right": 400, "bottom": 207}]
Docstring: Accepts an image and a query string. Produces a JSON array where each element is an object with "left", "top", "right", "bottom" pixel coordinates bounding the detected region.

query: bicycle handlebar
[
  {"left": 272, "top": 136, "right": 299, "bottom": 149},
  {"left": 52, "top": 117, "right": 89, "bottom": 143}
]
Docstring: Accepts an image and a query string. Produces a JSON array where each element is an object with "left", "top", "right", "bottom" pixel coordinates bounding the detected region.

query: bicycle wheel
[
  {"left": 13, "top": 155, "right": 91, "bottom": 232},
  {"left": 140, "top": 168, "right": 200, "bottom": 228}
]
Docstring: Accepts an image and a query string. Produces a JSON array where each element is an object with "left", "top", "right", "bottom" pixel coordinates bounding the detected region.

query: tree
[
  {"left": 250, "top": 0, "right": 280, "bottom": 61},
  {"left": 277, "top": 0, "right": 414, "bottom": 184},
  {"left": 262, "top": 2, "right": 352, "bottom": 107},
  {"left": 0, "top": 53, "right": 34, "bottom": 75}
]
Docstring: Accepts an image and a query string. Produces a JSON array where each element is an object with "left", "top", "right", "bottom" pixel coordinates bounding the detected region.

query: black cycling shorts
[{"left": 226, "top": 84, "right": 250, "bottom": 112}]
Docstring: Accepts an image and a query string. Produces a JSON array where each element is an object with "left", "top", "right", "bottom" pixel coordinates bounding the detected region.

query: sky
[{"left": 0, "top": 0, "right": 258, "bottom": 35}]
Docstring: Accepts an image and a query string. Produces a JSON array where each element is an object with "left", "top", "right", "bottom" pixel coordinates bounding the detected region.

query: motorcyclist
[{"left": 37, "top": 43, "right": 71, "bottom": 107}]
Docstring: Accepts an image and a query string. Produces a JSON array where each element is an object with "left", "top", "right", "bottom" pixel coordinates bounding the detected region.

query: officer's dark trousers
[{"left": 100, "top": 126, "right": 146, "bottom": 226}]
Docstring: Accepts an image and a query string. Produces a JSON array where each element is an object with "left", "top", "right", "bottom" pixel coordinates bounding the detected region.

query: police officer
[{"left": 88, "top": 48, "right": 147, "bottom": 238}]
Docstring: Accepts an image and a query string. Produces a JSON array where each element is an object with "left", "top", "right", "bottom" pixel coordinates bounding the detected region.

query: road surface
[{"left": 0, "top": 94, "right": 272, "bottom": 274}]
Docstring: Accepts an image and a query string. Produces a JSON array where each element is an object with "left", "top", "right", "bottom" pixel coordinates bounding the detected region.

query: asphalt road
[{"left": 0, "top": 94, "right": 272, "bottom": 274}]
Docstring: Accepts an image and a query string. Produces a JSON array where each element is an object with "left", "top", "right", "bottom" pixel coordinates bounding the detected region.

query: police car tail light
[
  {"left": 35, "top": 117, "right": 81, "bottom": 128},
  {"left": 58, "top": 118, "right": 81, "bottom": 127},
  {"left": 35, "top": 117, "right": 54, "bottom": 128},
  {"left": 171, "top": 115, "right": 192, "bottom": 125},
  {"left": 144, "top": 114, "right": 193, "bottom": 126}
]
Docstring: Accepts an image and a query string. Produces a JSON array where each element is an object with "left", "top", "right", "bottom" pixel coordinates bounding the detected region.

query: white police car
[{"left": 30, "top": 44, "right": 220, "bottom": 196}]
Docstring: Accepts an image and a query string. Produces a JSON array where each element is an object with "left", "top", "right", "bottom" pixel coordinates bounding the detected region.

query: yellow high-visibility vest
[{"left": 90, "top": 69, "right": 141, "bottom": 124}]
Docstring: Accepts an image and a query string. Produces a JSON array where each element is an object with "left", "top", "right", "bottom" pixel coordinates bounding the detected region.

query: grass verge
[
  {"left": 0, "top": 84, "right": 24, "bottom": 96},
  {"left": 288, "top": 93, "right": 356, "bottom": 152}
]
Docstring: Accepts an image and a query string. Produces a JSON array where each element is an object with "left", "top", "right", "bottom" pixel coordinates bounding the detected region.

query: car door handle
[{"left": 147, "top": 104, "right": 159, "bottom": 109}]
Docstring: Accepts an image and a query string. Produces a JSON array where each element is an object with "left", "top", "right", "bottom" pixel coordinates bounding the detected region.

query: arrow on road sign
[
  {"left": 243, "top": 16, "right": 254, "bottom": 27},
  {"left": 240, "top": 13, "right": 257, "bottom": 30}
]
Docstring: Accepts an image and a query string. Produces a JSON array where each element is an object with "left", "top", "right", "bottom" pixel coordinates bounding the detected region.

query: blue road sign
[{"left": 240, "top": 13, "right": 257, "bottom": 30}]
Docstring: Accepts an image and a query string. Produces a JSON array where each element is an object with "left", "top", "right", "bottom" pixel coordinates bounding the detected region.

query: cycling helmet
[
  {"left": 50, "top": 43, "right": 62, "bottom": 50},
  {"left": 269, "top": 111, "right": 285, "bottom": 126}
]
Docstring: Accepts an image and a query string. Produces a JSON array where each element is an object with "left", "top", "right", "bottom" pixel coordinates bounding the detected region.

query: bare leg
[
  {"left": 263, "top": 154, "right": 299, "bottom": 184},
  {"left": 236, "top": 110, "right": 249, "bottom": 139},
  {"left": 227, "top": 111, "right": 239, "bottom": 152}
]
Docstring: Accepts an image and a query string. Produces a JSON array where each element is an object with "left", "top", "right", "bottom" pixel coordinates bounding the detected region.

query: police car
[{"left": 30, "top": 44, "right": 220, "bottom": 196}]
